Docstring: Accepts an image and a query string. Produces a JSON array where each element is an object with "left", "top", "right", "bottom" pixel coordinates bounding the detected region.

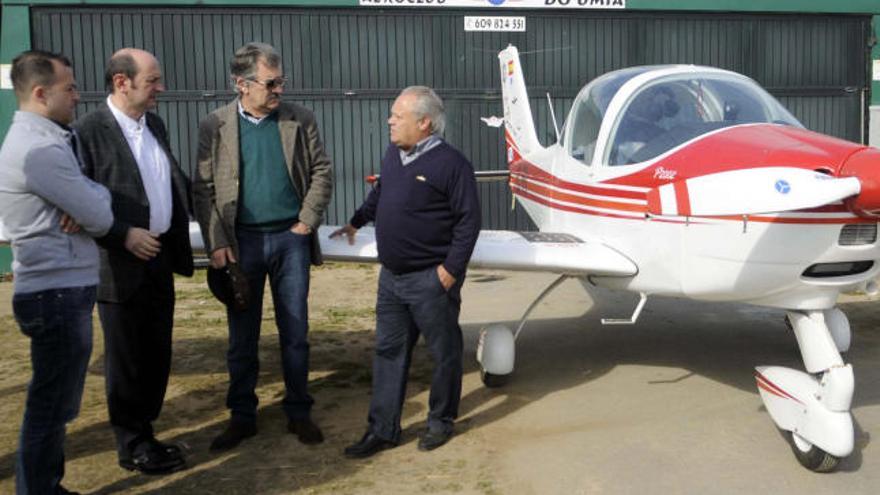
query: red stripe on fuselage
[
  {"left": 510, "top": 174, "right": 645, "bottom": 213},
  {"left": 510, "top": 161, "right": 648, "bottom": 200},
  {"left": 510, "top": 184, "right": 701, "bottom": 224},
  {"left": 508, "top": 157, "right": 870, "bottom": 224},
  {"left": 673, "top": 181, "right": 691, "bottom": 216}
]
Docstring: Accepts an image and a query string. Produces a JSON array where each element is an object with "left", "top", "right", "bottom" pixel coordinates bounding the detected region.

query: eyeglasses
[{"left": 247, "top": 76, "right": 287, "bottom": 90}]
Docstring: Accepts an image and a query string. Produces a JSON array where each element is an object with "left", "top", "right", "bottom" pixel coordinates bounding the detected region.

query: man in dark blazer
[
  {"left": 74, "top": 48, "right": 193, "bottom": 475},
  {"left": 193, "top": 42, "right": 333, "bottom": 451}
]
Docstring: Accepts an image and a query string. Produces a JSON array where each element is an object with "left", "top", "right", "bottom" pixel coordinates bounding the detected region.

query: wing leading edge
[{"left": 317, "top": 226, "right": 637, "bottom": 277}]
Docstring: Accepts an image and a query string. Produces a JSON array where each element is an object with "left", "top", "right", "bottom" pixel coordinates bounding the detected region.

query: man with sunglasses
[{"left": 194, "top": 42, "right": 333, "bottom": 451}]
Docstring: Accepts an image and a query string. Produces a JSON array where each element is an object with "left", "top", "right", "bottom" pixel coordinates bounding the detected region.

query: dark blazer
[
  {"left": 193, "top": 100, "right": 334, "bottom": 265},
  {"left": 74, "top": 102, "right": 194, "bottom": 303}
]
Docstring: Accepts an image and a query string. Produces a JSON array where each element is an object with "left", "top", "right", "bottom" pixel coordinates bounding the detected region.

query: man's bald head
[
  {"left": 104, "top": 48, "right": 164, "bottom": 119},
  {"left": 104, "top": 48, "right": 158, "bottom": 92}
]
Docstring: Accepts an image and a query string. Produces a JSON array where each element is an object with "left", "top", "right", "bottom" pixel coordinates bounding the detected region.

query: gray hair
[
  {"left": 401, "top": 86, "right": 445, "bottom": 136},
  {"left": 230, "top": 42, "right": 281, "bottom": 91}
]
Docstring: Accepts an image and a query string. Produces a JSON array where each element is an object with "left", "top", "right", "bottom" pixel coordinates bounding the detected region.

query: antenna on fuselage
[{"left": 546, "top": 92, "right": 560, "bottom": 143}]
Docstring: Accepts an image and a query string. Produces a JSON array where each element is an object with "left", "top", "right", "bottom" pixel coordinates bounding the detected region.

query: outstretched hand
[{"left": 329, "top": 224, "right": 358, "bottom": 245}]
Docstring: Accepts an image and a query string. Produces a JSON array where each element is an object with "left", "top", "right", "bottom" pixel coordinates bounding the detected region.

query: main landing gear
[
  {"left": 476, "top": 275, "right": 570, "bottom": 387},
  {"left": 476, "top": 275, "right": 646, "bottom": 388},
  {"left": 756, "top": 308, "right": 854, "bottom": 472}
]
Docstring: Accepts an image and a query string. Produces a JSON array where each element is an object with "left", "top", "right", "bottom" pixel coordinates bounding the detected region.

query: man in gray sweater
[{"left": 0, "top": 50, "right": 113, "bottom": 495}]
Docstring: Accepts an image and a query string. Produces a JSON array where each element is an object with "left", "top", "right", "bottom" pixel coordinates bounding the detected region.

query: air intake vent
[
  {"left": 839, "top": 224, "right": 877, "bottom": 246},
  {"left": 803, "top": 261, "right": 874, "bottom": 278}
]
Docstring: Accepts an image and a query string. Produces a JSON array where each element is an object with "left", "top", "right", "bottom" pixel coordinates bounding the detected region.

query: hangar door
[{"left": 31, "top": 7, "right": 872, "bottom": 230}]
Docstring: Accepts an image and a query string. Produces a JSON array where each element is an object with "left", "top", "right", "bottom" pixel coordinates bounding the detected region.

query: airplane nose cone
[{"left": 840, "top": 148, "right": 880, "bottom": 218}]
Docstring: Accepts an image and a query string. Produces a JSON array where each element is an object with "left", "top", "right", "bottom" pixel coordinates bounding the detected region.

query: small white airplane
[{"left": 315, "top": 45, "right": 880, "bottom": 473}]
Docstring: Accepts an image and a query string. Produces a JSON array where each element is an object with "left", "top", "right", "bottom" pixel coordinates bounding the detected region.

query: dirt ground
[{"left": 2, "top": 264, "right": 880, "bottom": 494}]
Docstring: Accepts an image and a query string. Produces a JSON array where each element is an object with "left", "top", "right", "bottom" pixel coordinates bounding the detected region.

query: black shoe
[
  {"left": 147, "top": 437, "right": 184, "bottom": 460},
  {"left": 418, "top": 429, "right": 452, "bottom": 451},
  {"left": 210, "top": 420, "right": 257, "bottom": 452},
  {"left": 57, "top": 487, "right": 80, "bottom": 495},
  {"left": 343, "top": 431, "right": 397, "bottom": 459},
  {"left": 119, "top": 438, "right": 187, "bottom": 475},
  {"left": 288, "top": 418, "right": 324, "bottom": 445}
]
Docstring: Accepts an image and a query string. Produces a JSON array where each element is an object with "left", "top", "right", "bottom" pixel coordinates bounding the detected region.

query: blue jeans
[
  {"left": 13, "top": 285, "right": 96, "bottom": 495},
  {"left": 226, "top": 228, "right": 313, "bottom": 423},
  {"left": 368, "top": 266, "right": 464, "bottom": 442}
]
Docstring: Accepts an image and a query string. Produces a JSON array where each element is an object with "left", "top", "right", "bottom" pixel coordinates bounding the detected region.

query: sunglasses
[{"left": 247, "top": 76, "right": 287, "bottom": 90}]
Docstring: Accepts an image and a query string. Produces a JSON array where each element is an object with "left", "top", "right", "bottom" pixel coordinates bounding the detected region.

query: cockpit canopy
[{"left": 565, "top": 66, "right": 803, "bottom": 167}]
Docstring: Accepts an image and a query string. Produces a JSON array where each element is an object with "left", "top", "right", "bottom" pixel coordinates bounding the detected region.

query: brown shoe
[
  {"left": 287, "top": 418, "right": 324, "bottom": 444},
  {"left": 418, "top": 429, "right": 453, "bottom": 451},
  {"left": 210, "top": 420, "right": 257, "bottom": 451}
]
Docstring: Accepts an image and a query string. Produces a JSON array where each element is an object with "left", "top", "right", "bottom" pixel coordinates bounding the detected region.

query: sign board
[
  {"left": 0, "top": 65, "right": 12, "bottom": 90},
  {"left": 360, "top": 0, "right": 625, "bottom": 9},
  {"left": 465, "top": 16, "right": 526, "bottom": 32}
]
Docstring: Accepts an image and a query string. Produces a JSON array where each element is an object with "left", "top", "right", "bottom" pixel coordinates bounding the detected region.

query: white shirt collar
[
  {"left": 106, "top": 96, "right": 146, "bottom": 135},
  {"left": 237, "top": 100, "right": 270, "bottom": 125}
]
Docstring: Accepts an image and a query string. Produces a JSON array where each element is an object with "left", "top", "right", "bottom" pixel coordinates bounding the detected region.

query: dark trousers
[
  {"left": 226, "top": 228, "right": 313, "bottom": 423},
  {"left": 13, "top": 285, "right": 96, "bottom": 495},
  {"left": 98, "top": 257, "right": 174, "bottom": 456},
  {"left": 368, "top": 266, "right": 464, "bottom": 443}
]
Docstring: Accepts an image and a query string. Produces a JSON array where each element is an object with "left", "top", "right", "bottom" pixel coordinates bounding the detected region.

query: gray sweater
[{"left": 0, "top": 111, "right": 113, "bottom": 294}]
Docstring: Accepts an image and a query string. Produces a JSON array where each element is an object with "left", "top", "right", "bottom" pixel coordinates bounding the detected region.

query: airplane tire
[
  {"left": 790, "top": 432, "right": 840, "bottom": 473},
  {"left": 480, "top": 370, "right": 508, "bottom": 388}
]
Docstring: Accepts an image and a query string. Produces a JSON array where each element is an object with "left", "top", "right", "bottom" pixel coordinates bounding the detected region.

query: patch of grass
[
  {"left": 421, "top": 481, "right": 463, "bottom": 493},
  {"left": 175, "top": 315, "right": 226, "bottom": 327},
  {"left": 176, "top": 289, "right": 215, "bottom": 302},
  {"left": 313, "top": 261, "right": 376, "bottom": 272},
  {"left": 311, "top": 367, "right": 372, "bottom": 390},
  {"left": 177, "top": 271, "right": 207, "bottom": 283},
  {"left": 324, "top": 307, "right": 375, "bottom": 324},
  {"left": 475, "top": 479, "right": 501, "bottom": 495},
  {"left": 311, "top": 479, "right": 376, "bottom": 494}
]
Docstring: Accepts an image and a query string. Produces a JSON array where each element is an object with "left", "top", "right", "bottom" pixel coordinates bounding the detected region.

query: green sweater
[{"left": 237, "top": 113, "right": 301, "bottom": 231}]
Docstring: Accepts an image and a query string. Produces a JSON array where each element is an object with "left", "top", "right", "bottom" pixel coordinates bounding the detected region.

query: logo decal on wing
[{"left": 775, "top": 180, "right": 791, "bottom": 194}]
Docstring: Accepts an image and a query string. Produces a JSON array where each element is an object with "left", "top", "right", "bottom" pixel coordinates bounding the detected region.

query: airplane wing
[
  {"left": 646, "top": 167, "right": 860, "bottom": 217},
  {"left": 317, "top": 226, "right": 637, "bottom": 277},
  {"left": 8, "top": 221, "right": 635, "bottom": 278}
]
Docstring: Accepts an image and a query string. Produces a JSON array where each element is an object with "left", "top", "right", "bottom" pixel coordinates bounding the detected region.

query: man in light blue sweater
[{"left": 0, "top": 50, "right": 113, "bottom": 495}]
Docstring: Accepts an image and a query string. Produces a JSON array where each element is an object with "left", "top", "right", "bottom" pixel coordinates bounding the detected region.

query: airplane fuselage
[{"left": 509, "top": 124, "right": 880, "bottom": 310}]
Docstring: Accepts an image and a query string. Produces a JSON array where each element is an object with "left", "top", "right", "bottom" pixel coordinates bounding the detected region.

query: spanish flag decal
[{"left": 507, "top": 60, "right": 514, "bottom": 76}]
